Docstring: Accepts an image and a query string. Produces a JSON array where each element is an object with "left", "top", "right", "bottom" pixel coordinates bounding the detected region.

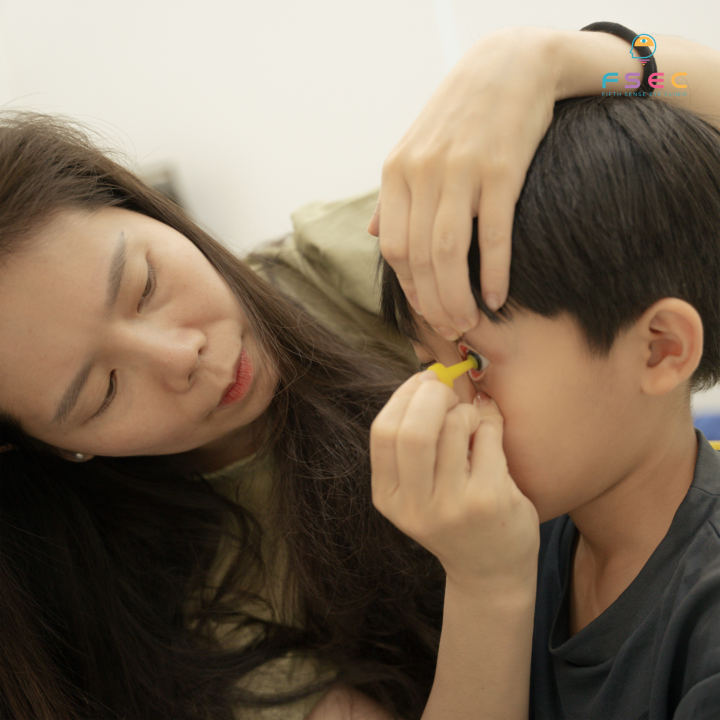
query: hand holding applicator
[{"left": 427, "top": 354, "right": 479, "bottom": 388}]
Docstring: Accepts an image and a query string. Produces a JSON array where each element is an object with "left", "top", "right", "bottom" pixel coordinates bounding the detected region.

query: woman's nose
[{"left": 134, "top": 325, "right": 206, "bottom": 391}]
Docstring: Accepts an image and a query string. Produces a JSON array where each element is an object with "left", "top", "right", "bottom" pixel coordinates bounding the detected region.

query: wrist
[
  {"left": 444, "top": 570, "right": 537, "bottom": 612},
  {"left": 553, "top": 28, "right": 639, "bottom": 100}
]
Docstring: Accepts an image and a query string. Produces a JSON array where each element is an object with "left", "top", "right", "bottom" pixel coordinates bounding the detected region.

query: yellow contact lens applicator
[{"left": 427, "top": 355, "right": 478, "bottom": 389}]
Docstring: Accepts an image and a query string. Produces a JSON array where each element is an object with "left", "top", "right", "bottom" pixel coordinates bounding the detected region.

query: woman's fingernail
[
  {"left": 485, "top": 293, "right": 501, "bottom": 312},
  {"left": 436, "top": 327, "right": 460, "bottom": 341}
]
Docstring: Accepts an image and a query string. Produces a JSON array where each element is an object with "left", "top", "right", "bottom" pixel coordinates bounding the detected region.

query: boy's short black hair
[{"left": 381, "top": 97, "right": 720, "bottom": 391}]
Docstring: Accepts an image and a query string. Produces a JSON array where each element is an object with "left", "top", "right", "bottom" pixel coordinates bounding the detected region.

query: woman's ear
[{"left": 637, "top": 298, "right": 703, "bottom": 396}]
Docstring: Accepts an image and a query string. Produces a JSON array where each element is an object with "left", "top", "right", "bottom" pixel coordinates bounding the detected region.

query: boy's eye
[
  {"left": 467, "top": 349, "right": 490, "bottom": 373},
  {"left": 458, "top": 344, "right": 490, "bottom": 378}
]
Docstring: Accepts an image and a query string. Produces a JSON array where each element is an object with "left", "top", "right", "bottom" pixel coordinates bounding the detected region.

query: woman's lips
[{"left": 218, "top": 348, "right": 253, "bottom": 407}]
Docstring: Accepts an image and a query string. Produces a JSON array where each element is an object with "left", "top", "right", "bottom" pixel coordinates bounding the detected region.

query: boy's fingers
[
  {"left": 477, "top": 179, "right": 519, "bottom": 311},
  {"left": 371, "top": 373, "right": 431, "bottom": 499},
  {"left": 469, "top": 397, "right": 509, "bottom": 481},
  {"left": 395, "top": 379, "right": 460, "bottom": 500},
  {"left": 431, "top": 186, "right": 481, "bottom": 332},
  {"left": 372, "top": 373, "right": 435, "bottom": 440},
  {"left": 434, "top": 403, "right": 481, "bottom": 494}
]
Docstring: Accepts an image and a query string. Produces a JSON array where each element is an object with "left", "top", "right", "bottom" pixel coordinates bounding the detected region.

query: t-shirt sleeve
[
  {"left": 655, "top": 522, "right": 720, "bottom": 719},
  {"left": 672, "top": 674, "right": 720, "bottom": 720}
]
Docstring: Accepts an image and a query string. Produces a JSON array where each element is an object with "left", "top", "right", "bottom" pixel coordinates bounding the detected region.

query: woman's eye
[
  {"left": 419, "top": 360, "right": 436, "bottom": 372},
  {"left": 138, "top": 262, "right": 156, "bottom": 309},
  {"left": 91, "top": 371, "right": 117, "bottom": 421}
]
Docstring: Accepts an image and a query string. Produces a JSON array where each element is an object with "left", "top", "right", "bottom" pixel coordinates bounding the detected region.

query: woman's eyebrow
[
  {"left": 52, "top": 231, "right": 126, "bottom": 426},
  {"left": 106, "top": 231, "right": 127, "bottom": 309},
  {"left": 53, "top": 359, "right": 93, "bottom": 425}
]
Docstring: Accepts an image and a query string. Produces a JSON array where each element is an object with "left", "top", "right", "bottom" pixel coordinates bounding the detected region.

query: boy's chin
[{"left": 506, "top": 465, "right": 566, "bottom": 525}]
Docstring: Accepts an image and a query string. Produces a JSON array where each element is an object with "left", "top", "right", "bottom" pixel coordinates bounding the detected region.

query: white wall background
[{"left": 2, "top": 0, "right": 720, "bottom": 410}]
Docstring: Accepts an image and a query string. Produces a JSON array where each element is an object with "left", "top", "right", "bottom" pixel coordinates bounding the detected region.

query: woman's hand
[
  {"left": 371, "top": 25, "right": 720, "bottom": 342},
  {"left": 371, "top": 371, "right": 539, "bottom": 593},
  {"left": 369, "top": 27, "right": 559, "bottom": 340}
]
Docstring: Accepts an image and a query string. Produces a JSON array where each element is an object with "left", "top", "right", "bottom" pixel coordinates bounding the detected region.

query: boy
[{"left": 378, "top": 96, "right": 720, "bottom": 719}]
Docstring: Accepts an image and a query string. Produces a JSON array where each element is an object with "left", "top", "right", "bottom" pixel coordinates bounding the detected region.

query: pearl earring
[{"left": 68, "top": 452, "right": 92, "bottom": 463}]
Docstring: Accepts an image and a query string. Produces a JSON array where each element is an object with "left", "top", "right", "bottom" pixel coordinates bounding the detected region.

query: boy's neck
[{"left": 568, "top": 418, "right": 699, "bottom": 635}]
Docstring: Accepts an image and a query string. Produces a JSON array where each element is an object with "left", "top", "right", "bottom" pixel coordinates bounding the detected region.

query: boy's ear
[{"left": 637, "top": 298, "right": 703, "bottom": 396}]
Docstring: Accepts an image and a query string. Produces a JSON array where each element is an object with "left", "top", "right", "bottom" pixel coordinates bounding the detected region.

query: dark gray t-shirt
[{"left": 531, "top": 432, "right": 720, "bottom": 720}]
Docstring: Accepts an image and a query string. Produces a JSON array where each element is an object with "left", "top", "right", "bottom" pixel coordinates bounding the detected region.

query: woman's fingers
[
  {"left": 374, "top": 27, "right": 560, "bottom": 337},
  {"left": 475, "top": 176, "right": 519, "bottom": 313},
  {"left": 404, "top": 182, "right": 447, "bottom": 327},
  {"left": 428, "top": 185, "right": 480, "bottom": 333},
  {"left": 377, "top": 169, "right": 417, "bottom": 311}
]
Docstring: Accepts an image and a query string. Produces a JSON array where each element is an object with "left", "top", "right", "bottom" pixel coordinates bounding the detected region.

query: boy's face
[{"left": 411, "top": 309, "right": 647, "bottom": 523}]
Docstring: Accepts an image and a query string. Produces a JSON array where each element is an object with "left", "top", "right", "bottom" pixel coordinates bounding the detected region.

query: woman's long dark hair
[{"left": 0, "top": 112, "right": 443, "bottom": 719}]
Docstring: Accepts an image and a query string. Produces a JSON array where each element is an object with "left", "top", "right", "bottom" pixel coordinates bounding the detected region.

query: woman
[
  {"left": 0, "top": 113, "right": 440, "bottom": 720},
  {"left": 0, "top": 112, "right": 534, "bottom": 720},
  {"left": 1, "top": 24, "right": 717, "bottom": 720}
]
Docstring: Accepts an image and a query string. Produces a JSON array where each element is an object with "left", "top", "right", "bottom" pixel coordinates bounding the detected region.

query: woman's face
[{"left": 0, "top": 207, "right": 279, "bottom": 459}]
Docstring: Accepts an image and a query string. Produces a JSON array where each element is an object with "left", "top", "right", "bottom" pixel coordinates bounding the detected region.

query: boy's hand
[
  {"left": 371, "top": 372, "right": 539, "bottom": 594},
  {"left": 370, "top": 27, "right": 558, "bottom": 338}
]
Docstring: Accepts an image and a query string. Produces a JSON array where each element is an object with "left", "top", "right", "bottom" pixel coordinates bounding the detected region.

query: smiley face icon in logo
[{"left": 631, "top": 34, "right": 656, "bottom": 60}]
